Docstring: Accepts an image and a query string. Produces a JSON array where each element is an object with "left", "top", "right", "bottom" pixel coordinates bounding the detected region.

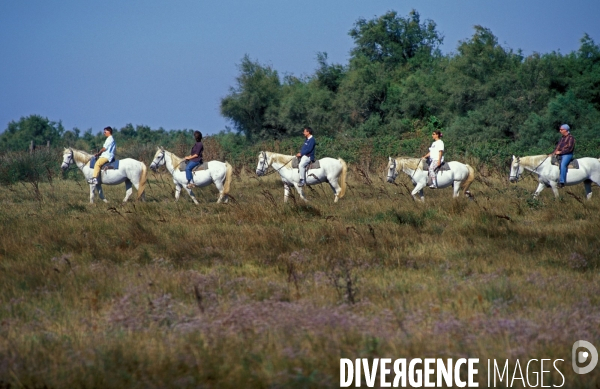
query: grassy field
[{"left": 0, "top": 160, "right": 599, "bottom": 388}]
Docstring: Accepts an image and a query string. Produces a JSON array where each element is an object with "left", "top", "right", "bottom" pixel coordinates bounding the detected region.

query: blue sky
[{"left": 1, "top": 0, "right": 599, "bottom": 136}]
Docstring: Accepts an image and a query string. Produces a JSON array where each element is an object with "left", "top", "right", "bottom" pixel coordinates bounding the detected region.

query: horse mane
[
  {"left": 168, "top": 150, "right": 185, "bottom": 168},
  {"left": 67, "top": 148, "right": 93, "bottom": 164},
  {"left": 519, "top": 155, "right": 548, "bottom": 168},
  {"left": 266, "top": 152, "right": 295, "bottom": 169},
  {"left": 397, "top": 157, "right": 423, "bottom": 170}
]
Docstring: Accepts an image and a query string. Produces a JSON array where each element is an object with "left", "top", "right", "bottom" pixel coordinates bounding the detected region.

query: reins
[
  {"left": 510, "top": 156, "right": 549, "bottom": 181},
  {"left": 410, "top": 158, "right": 424, "bottom": 181},
  {"left": 258, "top": 151, "right": 294, "bottom": 176},
  {"left": 63, "top": 149, "right": 90, "bottom": 172},
  {"left": 388, "top": 158, "right": 422, "bottom": 182}
]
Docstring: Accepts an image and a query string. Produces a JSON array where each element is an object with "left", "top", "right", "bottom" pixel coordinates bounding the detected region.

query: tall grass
[{"left": 0, "top": 164, "right": 598, "bottom": 387}]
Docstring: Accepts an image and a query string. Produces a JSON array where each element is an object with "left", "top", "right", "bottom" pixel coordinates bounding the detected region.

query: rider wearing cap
[{"left": 550, "top": 124, "right": 575, "bottom": 188}]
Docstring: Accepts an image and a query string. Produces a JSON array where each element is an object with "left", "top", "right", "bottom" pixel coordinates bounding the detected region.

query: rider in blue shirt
[{"left": 296, "top": 127, "right": 315, "bottom": 187}]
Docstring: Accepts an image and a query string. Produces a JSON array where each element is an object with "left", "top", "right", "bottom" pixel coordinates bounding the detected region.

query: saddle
[
  {"left": 291, "top": 157, "right": 320, "bottom": 170},
  {"left": 421, "top": 159, "right": 450, "bottom": 172},
  {"left": 178, "top": 161, "right": 208, "bottom": 172},
  {"left": 422, "top": 159, "right": 450, "bottom": 187},
  {"left": 551, "top": 155, "right": 579, "bottom": 169},
  {"left": 90, "top": 156, "right": 119, "bottom": 170}
]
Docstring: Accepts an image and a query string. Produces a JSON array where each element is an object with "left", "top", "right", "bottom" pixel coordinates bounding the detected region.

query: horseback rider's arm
[
  {"left": 297, "top": 138, "right": 315, "bottom": 158},
  {"left": 95, "top": 147, "right": 106, "bottom": 158},
  {"left": 551, "top": 134, "right": 575, "bottom": 156},
  {"left": 422, "top": 150, "right": 443, "bottom": 164},
  {"left": 96, "top": 137, "right": 115, "bottom": 158},
  {"left": 185, "top": 153, "right": 199, "bottom": 161}
]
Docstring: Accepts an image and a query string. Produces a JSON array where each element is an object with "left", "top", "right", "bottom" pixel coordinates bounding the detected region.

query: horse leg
[
  {"left": 329, "top": 180, "right": 341, "bottom": 203},
  {"left": 122, "top": 180, "right": 133, "bottom": 203},
  {"left": 584, "top": 180, "right": 593, "bottom": 200},
  {"left": 89, "top": 184, "right": 95, "bottom": 204},
  {"left": 548, "top": 182, "right": 559, "bottom": 198},
  {"left": 295, "top": 183, "right": 308, "bottom": 202},
  {"left": 413, "top": 182, "right": 426, "bottom": 202},
  {"left": 284, "top": 183, "right": 290, "bottom": 203},
  {"left": 97, "top": 184, "right": 108, "bottom": 203},
  {"left": 131, "top": 178, "right": 145, "bottom": 201},
  {"left": 174, "top": 182, "right": 182, "bottom": 202},
  {"left": 533, "top": 182, "right": 546, "bottom": 198},
  {"left": 453, "top": 181, "right": 461, "bottom": 198},
  {"left": 214, "top": 178, "right": 225, "bottom": 204},
  {"left": 184, "top": 185, "right": 200, "bottom": 205}
]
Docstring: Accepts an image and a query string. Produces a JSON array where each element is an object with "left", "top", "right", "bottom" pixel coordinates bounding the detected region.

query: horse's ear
[
  {"left": 160, "top": 146, "right": 164, "bottom": 151},
  {"left": 512, "top": 155, "right": 516, "bottom": 160}
]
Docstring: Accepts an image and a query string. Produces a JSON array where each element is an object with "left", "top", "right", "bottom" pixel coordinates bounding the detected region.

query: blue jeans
[
  {"left": 559, "top": 153, "right": 573, "bottom": 184},
  {"left": 185, "top": 161, "right": 200, "bottom": 183}
]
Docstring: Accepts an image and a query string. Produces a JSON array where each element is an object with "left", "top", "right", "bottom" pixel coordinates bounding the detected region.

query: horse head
[
  {"left": 509, "top": 155, "right": 522, "bottom": 183},
  {"left": 61, "top": 148, "right": 74, "bottom": 171},
  {"left": 386, "top": 157, "right": 398, "bottom": 183},
  {"left": 256, "top": 151, "right": 270, "bottom": 176},
  {"left": 150, "top": 147, "right": 166, "bottom": 172}
]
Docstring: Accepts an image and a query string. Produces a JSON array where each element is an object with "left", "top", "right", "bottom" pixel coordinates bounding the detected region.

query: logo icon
[{"left": 572, "top": 340, "right": 598, "bottom": 374}]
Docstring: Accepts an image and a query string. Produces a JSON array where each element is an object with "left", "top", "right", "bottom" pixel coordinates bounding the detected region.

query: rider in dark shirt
[
  {"left": 185, "top": 131, "right": 204, "bottom": 189},
  {"left": 550, "top": 124, "right": 574, "bottom": 188}
]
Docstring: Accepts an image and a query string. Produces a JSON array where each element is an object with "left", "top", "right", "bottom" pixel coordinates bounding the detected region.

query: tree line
[
  {"left": 0, "top": 116, "right": 195, "bottom": 153},
  {"left": 2, "top": 10, "right": 599, "bottom": 168},
  {"left": 219, "top": 10, "right": 600, "bottom": 163}
]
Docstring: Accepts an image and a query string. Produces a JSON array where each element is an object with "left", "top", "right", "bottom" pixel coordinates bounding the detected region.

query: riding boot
[{"left": 429, "top": 177, "right": 437, "bottom": 189}]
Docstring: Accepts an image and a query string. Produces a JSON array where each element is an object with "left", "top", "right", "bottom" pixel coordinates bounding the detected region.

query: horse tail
[
  {"left": 223, "top": 161, "right": 233, "bottom": 195},
  {"left": 338, "top": 158, "right": 348, "bottom": 198},
  {"left": 137, "top": 161, "right": 148, "bottom": 201},
  {"left": 461, "top": 164, "right": 475, "bottom": 194}
]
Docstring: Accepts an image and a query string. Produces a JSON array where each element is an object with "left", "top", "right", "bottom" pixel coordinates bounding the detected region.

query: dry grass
[{"left": 0, "top": 164, "right": 598, "bottom": 388}]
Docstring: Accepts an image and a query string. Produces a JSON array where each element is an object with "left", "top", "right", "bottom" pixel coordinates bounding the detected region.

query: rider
[
  {"left": 549, "top": 124, "right": 574, "bottom": 188},
  {"left": 422, "top": 130, "right": 444, "bottom": 189},
  {"left": 184, "top": 130, "right": 204, "bottom": 189},
  {"left": 296, "top": 127, "right": 315, "bottom": 187},
  {"left": 89, "top": 126, "right": 116, "bottom": 185}
]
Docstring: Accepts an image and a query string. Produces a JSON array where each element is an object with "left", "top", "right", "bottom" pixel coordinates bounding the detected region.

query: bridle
[
  {"left": 151, "top": 149, "right": 166, "bottom": 171},
  {"left": 509, "top": 157, "right": 522, "bottom": 182},
  {"left": 256, "top": 151, "right": 270, "bottom": 176},
  {"left": 62, "top": 149, "right": 75, "bottom": 170},
  {"left": 509, "top": 156, "right": 548, "bottom": 182},
  {"left": 256, "top": 151, "right": 295, "bottom": 177},
  {"left": 387, "top": 158, "right": 422, "bottom": 182},
  {"left": 387, "top": 158, "right": 398, "bottom": 182}
]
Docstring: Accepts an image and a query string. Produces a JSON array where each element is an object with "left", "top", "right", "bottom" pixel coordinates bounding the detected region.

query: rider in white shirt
[
  {"left": 422, "top": 130, "right": 444, "bottom": 188},
  {"left": 89, "top": 126, "right": 116, "bottom": 185}
]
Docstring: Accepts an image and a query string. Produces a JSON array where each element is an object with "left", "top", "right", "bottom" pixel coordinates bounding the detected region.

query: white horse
[
  {"left": 509, "top": 155, "right": 600, "bottom": 199},
  {"left": 61, "top": 148, "right": 147, "bottom": 204},
  {"left": 149, "top": 147, "right": 232, "bottom": 204},
  {"left": 386, "top": 157, "right": 475, "bottom": 201},
  {"left": 255, "top": 151, "right": 347, "bottom": 203}
]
